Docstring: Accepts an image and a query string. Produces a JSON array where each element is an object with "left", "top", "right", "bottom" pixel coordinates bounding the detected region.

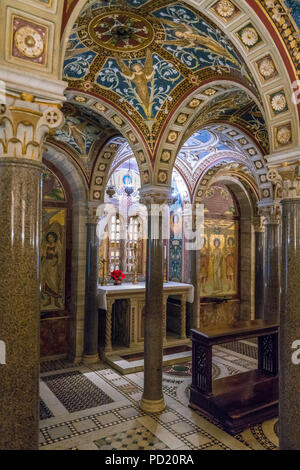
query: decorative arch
[
  {"left": 58, "top": 0, "right": 300, "bottom": 168},
  {"left": 43, "top": 143, "right": 89, "bottom": 362}
]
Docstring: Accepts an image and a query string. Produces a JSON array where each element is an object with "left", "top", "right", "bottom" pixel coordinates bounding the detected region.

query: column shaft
[
  {"left": 279, "top": 198, "right": 300, "bottom": 450},
  {"left": 140, "top": 211, "right": 165, "bottom": 412},
  {"left": 255, "top": 231, "right": 264, "bottom": 319},
  {"left": 190, "top": 249, "right": 200, "bottom": 331},
  {"left": 83, "top": 221, "right": 100, "bottom": 362},
  {"left": 0, "top": 159, "right": 42, "bottom": 450},
  {"left": 264, "top": 223, "right": 280, "bottom": 323}
]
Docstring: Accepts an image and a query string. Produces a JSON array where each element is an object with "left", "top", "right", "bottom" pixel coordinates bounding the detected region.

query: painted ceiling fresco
[
  {"left": 189, "top": 89, "right": 269, "bottom": 153},
  {"left": 64, "top": 0, "right": 258, "bottom": 153},
  {"left": 283, "top": 0, "right": 300, "bottom": 28},
  {"left": 51, "top": 103, "right": 114, "bottom": 160},
  {"left": 178, "top": 129, "right": 246, "bottom": 171}
]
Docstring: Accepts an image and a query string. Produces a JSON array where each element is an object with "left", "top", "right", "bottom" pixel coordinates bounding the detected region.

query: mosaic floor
[{"left": 39, "top": 342, "right": 279, "bottom": 451}]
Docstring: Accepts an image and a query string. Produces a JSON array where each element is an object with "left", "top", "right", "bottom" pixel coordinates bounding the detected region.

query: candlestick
[
  {"left": 132, "top": 243, "right": 138, "bottom": 285},
  {"left": 163, "top": 243, "right": 168, "bottom": 283},
  {"left": 100, "top": 258, "right": 107, "bottom": 286}
]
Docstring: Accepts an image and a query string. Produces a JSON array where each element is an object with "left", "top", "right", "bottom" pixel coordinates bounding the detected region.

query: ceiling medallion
[
  {"left": 276, "top": 125, "right": 292, "bottom": 145},
  {"left": 257, "top": 56, "right": 277, "bottom": 81},
  {"left": 216, "top": 0, "right": 235, "bottom": 17},
  {"left": 271, "top": 93, "right": 287, "bottom": 112},
  {"left": 88, "top": 12, "right": 155, "bottom": 52},
  {"left": 241, "top": 27, "right": 259, "bottom": 47},
  {"left": 14, "top": 26, "right": 44, "bottom": 58}
]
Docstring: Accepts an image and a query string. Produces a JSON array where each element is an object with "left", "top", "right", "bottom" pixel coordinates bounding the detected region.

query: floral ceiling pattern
[{"left": 64, "top": 0, "right": 259, "bottom": 153}]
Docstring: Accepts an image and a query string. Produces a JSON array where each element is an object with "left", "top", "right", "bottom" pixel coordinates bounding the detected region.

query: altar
[{"left": 98, "top": 282, "right": 194, "bottom": 356}]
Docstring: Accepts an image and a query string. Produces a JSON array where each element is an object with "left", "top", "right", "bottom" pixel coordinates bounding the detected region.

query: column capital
[
  {"left": 86, "top": 202, "right": 101, "bottom": 224},
  {"left": 267, "top": 163, "right": 300, "bottom": 200},
  {"left": 253, "top": 215, "right": 265, "bottom": 233},
  {"left": 258, "top": 203, "right": 281, "bottom": 225},
  {"left": 0, "top": 92, "right": 64, "bottom": 161},
  {"left": 139, "top": 184, "right": 173, "bottom": 206}
]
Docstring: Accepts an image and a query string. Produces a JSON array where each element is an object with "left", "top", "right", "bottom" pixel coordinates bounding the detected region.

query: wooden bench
[{"left": 189, "top": 320, "right": 279, "bottom": 435}]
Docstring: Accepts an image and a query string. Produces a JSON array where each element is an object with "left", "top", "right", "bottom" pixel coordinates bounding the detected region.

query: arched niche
[
  {"left": 197, "top": 175, "right": 256, "bottom": 329},
  {"left": 43, "top": 144, "right": 89, "bottom": 363}
]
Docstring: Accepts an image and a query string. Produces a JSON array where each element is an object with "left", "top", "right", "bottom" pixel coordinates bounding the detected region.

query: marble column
[
  {"left": 261, "top": 206, "right": 280, "bottom": 323},
  {"left": 180, "top": 294, "right": 187, "bottom": 339},
  {"left": 189, "top": 248, "right": 200, "bottom": 331},
  {"left": 140, "top": 186, "right": 172, "bottom": 413},
  {"left": 188, "top": 212, "right": 200, "bottom": 331},
  {"left": 254, "top": 216, "right": 265, "bottom": 319},
  {"left": 0, "top": 96, "right": 64, "bottom": 450},
  {"left": 279, "top": 198, "right": 300, "bottom": 450},
  {"left": 83, "top": 204, "right": 100, "bottom": 364}
]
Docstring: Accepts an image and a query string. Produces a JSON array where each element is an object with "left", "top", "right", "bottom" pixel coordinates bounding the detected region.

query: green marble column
[
  {"left": 279, "top": 198, "right": 300, "bottom": 450},
  {"left": 0, "top": 158, "right": 42, "bottom": 450}
]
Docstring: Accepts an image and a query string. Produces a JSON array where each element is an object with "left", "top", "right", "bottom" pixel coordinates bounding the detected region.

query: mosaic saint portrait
[{"left": 41, "top": 208, "right": 66, "bottom": 311}]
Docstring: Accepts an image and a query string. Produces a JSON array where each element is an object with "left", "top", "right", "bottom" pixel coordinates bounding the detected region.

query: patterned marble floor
[{"left": 39, "top": 343, "right": 279, "bottom": 451}]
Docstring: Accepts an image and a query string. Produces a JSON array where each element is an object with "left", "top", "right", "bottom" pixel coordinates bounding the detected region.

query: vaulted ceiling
[{"left": 63, "top": 0, "right": 265, "bottom": 155}]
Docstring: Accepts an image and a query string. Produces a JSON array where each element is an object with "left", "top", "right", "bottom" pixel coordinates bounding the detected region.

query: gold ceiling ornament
[
  {"left": 276, "top": 125, "right": 292, "bottom": 146},
  {"left": 167, "top": 131, "right": 178, "bottom": 143},
  {"left": 271, "top": 93, "right": 287, "bottom": 112},
  {"left": 94, "top": 102, "right": 107, "bottom": 113},
  {"left": 142, "top": 171, "right": 149, "bottom": 184},
  {"left": 112, "top": 115, "right": 124, "bottom": 127},
  {"left": 137, "top": 151, "right": 146, "bottom": 164},
  {"left": 216, "top": 0, "right": 236, "bottom": 18},
  {"left": 188, "top": 98, "right": 202, "bottom": 108},
  {"left": 161, "top": 150, "right": 171, "bottom": 163},
  {"left": 203, "top": 88, "right": 217, "bottom": 96},
  {"left": 176, "top": 113, "right": 189, "bottom": 125},
  {"left": 74, "top": 95, "right": 87, "bottom": 103},
  {"left": 158, "top": 171, "right": 168, "bottom": 183},
  {"left": 241, "top": 27, "right": 259, "bottom": 47},
  {"left": 257, "top": 56, "right": 277, "bottom": 80}
]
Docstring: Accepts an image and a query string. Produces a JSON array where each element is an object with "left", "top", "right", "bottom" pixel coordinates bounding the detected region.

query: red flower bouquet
[{"left": 111, "top": 270, "right": 126, "bottom": 285}]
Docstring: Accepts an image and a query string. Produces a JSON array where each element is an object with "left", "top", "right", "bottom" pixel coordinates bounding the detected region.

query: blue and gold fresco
[
  {"left": 96, "top": 54, "right": 182, "bottom": 119},
  {"left": 284, "top": 0, "right": 300, "bottom": 28},
  {"left": 152, "top": 4, "right": 244, "bottom": 74},
  {"left": 54, "top": 115, "right": 101, "bottom": 157},
  {"left": 63, "top": 0, "right": 261, "bottom": 151},
  {"left": 195, "top": 90, "right": 269, "bottom": 152}
]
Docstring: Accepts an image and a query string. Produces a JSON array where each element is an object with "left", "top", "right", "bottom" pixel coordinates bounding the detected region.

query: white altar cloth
[{"left": 98, "top": 281, "right": 194, "bottom": 310}]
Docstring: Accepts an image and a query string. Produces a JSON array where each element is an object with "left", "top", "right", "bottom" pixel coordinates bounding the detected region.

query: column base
[
  {"left": 82, "top": 354, "right": 100, "bottom": 365},
  {"left": 140, "top": 397, "right": 166, "bottom": 414}
]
